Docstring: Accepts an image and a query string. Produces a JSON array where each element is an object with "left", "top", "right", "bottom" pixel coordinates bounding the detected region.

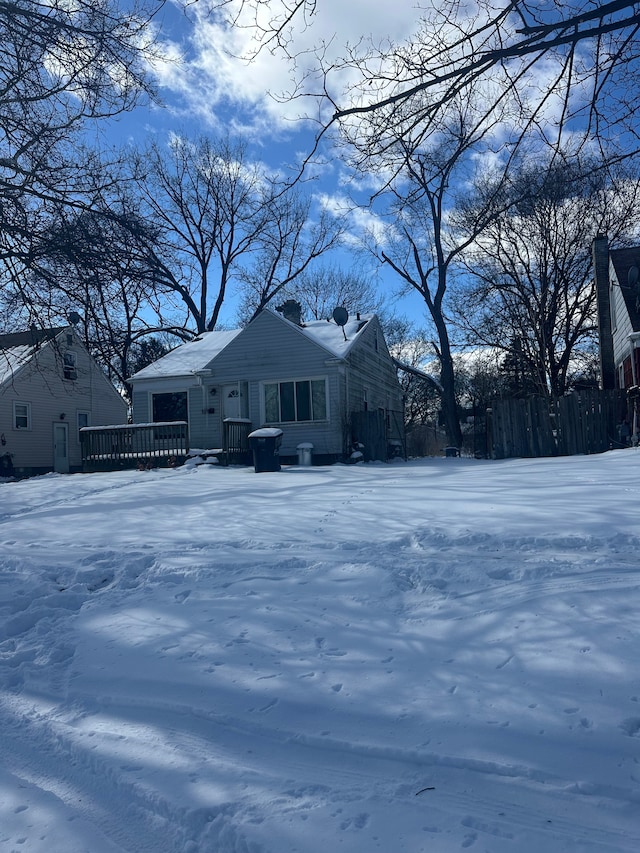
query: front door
[
  {"left": 53, "top": 422, "right": 69, "bottom": 473},
  {"left": 223, "top": 383, "right": 248, "bottom": 420}
]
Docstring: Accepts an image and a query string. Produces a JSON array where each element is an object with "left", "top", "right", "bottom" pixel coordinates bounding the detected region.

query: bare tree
[
  {"left": 127, "top": 134, "right": 339, "bottom": 334},
  {"left": 210, "top": 1, "right": 640, "bottom": 169},
  {"left": 238, "top": 262, "right": 382, "bottom": 323},
  {"left": 333, "top": 2, "right": 640, "bottom": 157},
  {"left": 26, "top": 200, "right": 177, "bottom": 392},
  {"left": 454, "top": 156, "right": 640, "bottom": 396},
  {"left": 368, "top": 90, "right": 518, "bottom": 447},
  {"left": 235, "top": 192, "right": 343, "bottom": 323},
  {"left": 0, "top": 0, "right": 161, "bottom": 321}
]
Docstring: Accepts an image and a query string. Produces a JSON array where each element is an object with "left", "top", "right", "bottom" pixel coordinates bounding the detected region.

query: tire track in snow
[
  {"left": 446, "top": 567, "right": 640, "bottom": 620},
  {"left": 0, "top": 697, "right": 259, "bottom": 853},
  {"left": 0, "top": 475, "right": 149, "bottom": 526},
  {"left": 54, "top": 696, "right": 640, "bottom": 853}
]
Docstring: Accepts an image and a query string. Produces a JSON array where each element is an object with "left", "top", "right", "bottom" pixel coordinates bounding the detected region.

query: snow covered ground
[{"left": 1, "top": 451, "right": 639, "bottom": 853}]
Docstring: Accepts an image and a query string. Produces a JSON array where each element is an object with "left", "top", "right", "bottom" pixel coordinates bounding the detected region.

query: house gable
[
  {"left": 0, "top": 327, "right": 127, "bottom": 475},
  {"left": 206, "top": 309, "right": 356, "bottom": 377}
]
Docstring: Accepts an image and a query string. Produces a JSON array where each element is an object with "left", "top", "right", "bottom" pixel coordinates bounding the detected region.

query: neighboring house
[
  {"left": 593, "top": 235, "right": 640, "bottom": 443},
  {"left": 593, "top": 235, "right": 640, "bottom": 391},
  {"left": 129, "top": 303, "right": 405, "bottom": 464},
  {"left": 0, "top": 326, "right": 128, "bottom": 476}
]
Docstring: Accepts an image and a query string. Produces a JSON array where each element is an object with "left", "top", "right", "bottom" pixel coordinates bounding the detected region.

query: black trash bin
[{"left": 248, "top": 428, "right": 283, "bottom": 472}]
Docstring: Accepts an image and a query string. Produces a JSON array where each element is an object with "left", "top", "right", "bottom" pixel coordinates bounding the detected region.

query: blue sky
[
  {"left": 97, "top": 0, "right": 428, "bottom": 330},
  {"left": 99, "top": 0, "right": 620, "bottom": 336}
]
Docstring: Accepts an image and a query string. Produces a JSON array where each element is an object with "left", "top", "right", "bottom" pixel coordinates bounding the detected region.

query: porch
[{"left": 80, "top": 419, "right": 252, "bottom": 472}]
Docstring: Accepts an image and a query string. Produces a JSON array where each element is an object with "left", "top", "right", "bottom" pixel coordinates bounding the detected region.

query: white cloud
[
  {"left": 317, "top": 190, "right": 396, "bottom": 249},
  {"left": 150, "top": 0, "right": 421, "bottom": 131}
]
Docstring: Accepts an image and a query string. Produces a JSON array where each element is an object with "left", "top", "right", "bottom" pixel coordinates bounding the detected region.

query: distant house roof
[
  {"left": 129, "top": 310, "right": 375, "bottom": 381},
  {"left": 610, "top": 246, "right": 640, "bottom": 333},
  {"left": 0, "top": 327, "right": 66, "bottom": 388}
]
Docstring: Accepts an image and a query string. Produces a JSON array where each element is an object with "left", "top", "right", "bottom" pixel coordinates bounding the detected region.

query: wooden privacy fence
[
  {"left": 488, "top": 390, "right": 627, "bottom": 459},
  {"left": 81, "top": 422, "right": 189, "bottom": 471}
]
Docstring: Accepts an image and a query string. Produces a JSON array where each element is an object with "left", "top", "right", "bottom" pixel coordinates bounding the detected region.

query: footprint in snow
[
  {"left": 340, "top": 813, "right": 370, "bottom": 831},
  {"left": 620, "top": 718, "right": 640, "bottom": 737}
]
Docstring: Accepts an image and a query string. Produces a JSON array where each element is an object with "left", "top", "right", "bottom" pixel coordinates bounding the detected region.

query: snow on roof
[
  {"left": 130, "top": 312, "right": 374, "bottom": 381},
  {"left": 0, "top": 344, "right": 38, "bottom": 386},
  {"left": 129, "top": 329, "right": 243, "bottom": 380},
  {"left": 294, "top": 313, "right": 373, "bottom": 357},
  {"left": 0, "top": 328, "right": 66, "bottom": 387}
]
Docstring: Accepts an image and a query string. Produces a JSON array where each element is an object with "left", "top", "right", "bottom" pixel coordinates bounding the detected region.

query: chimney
[
  {"left": 592, "top": 234, "right": 616, "bottom": 390},
  {"left": 275, "top": 299, "right": 303, "bottom": 326}
]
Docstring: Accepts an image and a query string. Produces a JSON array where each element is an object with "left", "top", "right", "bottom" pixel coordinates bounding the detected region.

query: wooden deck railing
[
  {"left": 222, "top": 418, "right": 252, "bottom": 465},
  {"left": 81, "top": 422, "right": 189, "bottom": 471},
  {"left": 81, "top": 419, "right": 254, "bottom": 471}
]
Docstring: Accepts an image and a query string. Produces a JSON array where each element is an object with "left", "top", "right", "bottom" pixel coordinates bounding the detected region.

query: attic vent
[{"left": 276, "top": 299, "right": 303, "bottom": 326}]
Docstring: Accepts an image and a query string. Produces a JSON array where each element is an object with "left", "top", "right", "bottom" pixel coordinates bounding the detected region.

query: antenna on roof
[{"left": 332, "top": 306, "right": 349, "bottom": 341}]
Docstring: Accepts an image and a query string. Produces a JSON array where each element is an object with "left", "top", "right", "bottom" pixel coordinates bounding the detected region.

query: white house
[
  {"left": 129, "top": 304, "right": 405, "bottom": 464},
  {"left": 0, "top": 326, "right": 128, "bottom": 476},
  {"left": 594, "top": 236, "right": 640, "bottom": 391}
]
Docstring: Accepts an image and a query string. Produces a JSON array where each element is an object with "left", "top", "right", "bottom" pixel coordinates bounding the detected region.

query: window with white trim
[
  {"left": 77, "top": 411, "right": 91, "bottom": 441},
  {"left": 13, "top": 401, "right": 31, "bottom": 430},
  {"left": 63, "top": 351, "right": 77, "bottom": 380},
  {"left": 263, "top": 379, "right": 327, "bottom": 423}
]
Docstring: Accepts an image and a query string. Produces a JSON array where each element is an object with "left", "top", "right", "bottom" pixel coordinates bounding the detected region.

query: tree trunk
[{"left": 439, "top": 339, "right": 463, "bottom": 448}]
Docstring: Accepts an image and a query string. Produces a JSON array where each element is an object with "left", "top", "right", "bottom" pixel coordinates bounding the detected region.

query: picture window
[{"left": 263, "top": 379, "right": 327, "bottom": 423}]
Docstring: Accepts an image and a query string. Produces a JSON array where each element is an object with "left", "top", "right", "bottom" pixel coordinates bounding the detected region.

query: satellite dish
[
  {"left": 332, "top": 306, "right": 349, "bottom": 327},
  {"left": 628, "top": 266, "right": 639, "bottom": 289},
  {"left": 68, "top": 311, "right": 81, "bottom": 325}
]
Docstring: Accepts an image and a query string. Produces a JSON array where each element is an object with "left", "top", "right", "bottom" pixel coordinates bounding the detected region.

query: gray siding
[
  {"left": 345, "top": 317, "right": 404, "bottom": 437},
  {"left": 611, "top": 267, "right": 634, "bottom": 376},
  {"left": 188, "top": 385, "right": 208, "bottom": 448},
  {"left": 0, "top": 329, "right": 127, "bottom": 474},
  {"left": 129, "top": 311, "right": 404, "bottom": 461},
  {"left": 131, "top": 389, "right": 150, "bottom": 424},
  {"left": 209, "top": 311, "right": 345, "bottom": 457}
]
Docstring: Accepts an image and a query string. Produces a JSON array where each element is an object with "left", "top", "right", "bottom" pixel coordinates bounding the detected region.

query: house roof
[
  {"left": 610, "top": 246, "right": 640, "bottom": 332},
  {"left": 293, "top": 312, "right": 373, "bottom": 358},
  {"left": 129, "top": 310, "right": 375, "bottom": 381},
  {"left": 130, "top": 328, "right": 243, "bottom": 380},
  {"left": 0, "top": 327, "right": 66, "bottom": 388}
]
